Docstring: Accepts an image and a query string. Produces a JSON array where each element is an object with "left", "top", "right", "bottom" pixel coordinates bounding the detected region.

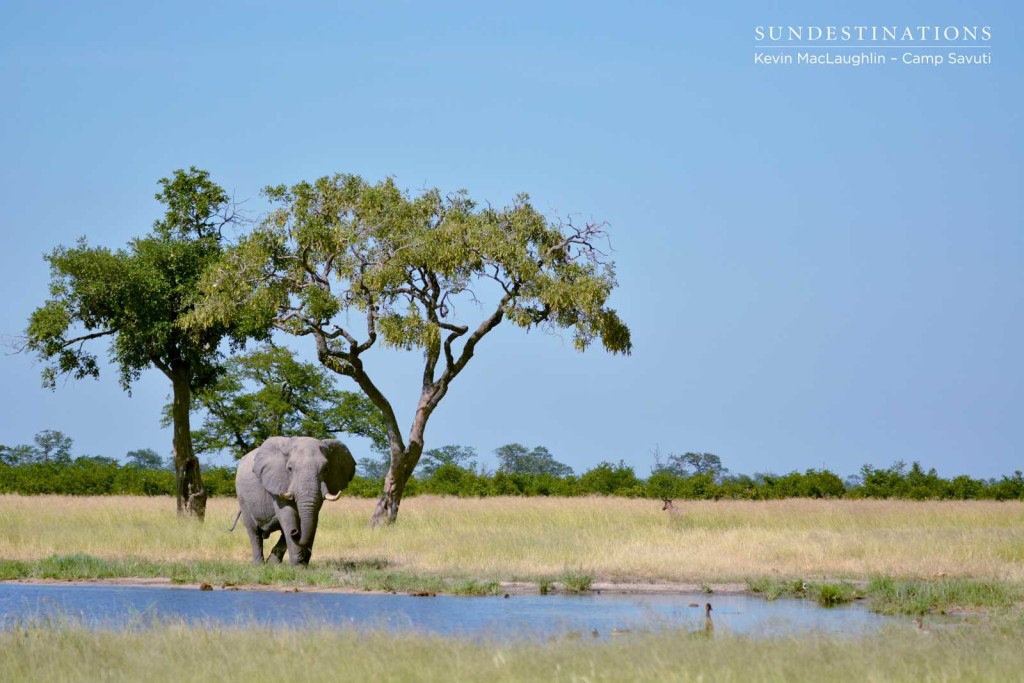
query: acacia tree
[
  {"left": 190, "top": 174, "right": 631, "bottom": 525},
  {"left": 26, "top": 168, "right": 244, "bottom": 519},
  {"left": 182, "top": 344, "right": 387, "bottom": 458}
]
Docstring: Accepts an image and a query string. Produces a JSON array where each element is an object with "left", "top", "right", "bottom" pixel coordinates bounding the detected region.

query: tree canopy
[
  {"left": 26, "top": 168, "right": 245, "bottom": 519},
  {"left": 189, "top": 173, "right": 631, "bottom": 524},
  {"left": 0, "top": 430, "right": 73, "bottom": 466},
  {"left": 654, "top": 452, "right": 728, "bottom": 481},
  {"left": 419, "top": 445, "right": 478, "bottom": 477},
  {"left": 125, "top": 448, "right": 167, "bottom": 470},
  {"left": 495, "top": 443, "right": 573, "bottom": 477}
]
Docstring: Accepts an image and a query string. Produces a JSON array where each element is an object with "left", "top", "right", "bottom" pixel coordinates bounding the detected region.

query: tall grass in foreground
[
  {"left": 2, "top": 495, "right": 1024, "bottom": 583},
  {"left": 3, "top": 621, "right": 1024, "bottom": 683}
]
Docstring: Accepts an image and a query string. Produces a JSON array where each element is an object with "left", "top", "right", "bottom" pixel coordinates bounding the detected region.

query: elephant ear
[
  {"left": 321, "top": 439, "right": 356, "bottom": 495},
  {"left": 253, "top": 437, "right": 293, "bottom": 497}
]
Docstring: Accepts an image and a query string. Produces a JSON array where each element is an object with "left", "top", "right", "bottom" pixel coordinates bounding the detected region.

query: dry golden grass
[{"left": 2, "top": 495, "right": 1023, "bottom": 583}]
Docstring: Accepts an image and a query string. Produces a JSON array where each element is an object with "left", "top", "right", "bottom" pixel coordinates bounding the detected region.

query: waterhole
[{"left": 0, "top": 583, "right": 900, "bottom": 640}]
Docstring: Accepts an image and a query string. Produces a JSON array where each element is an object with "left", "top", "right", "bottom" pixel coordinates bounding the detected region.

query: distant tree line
[
  {"left": 0, "top": 430, "right": 235, "bottom": 496},
  {"left": 1, "top": 430, "right": 1021, "bottom": 501}
]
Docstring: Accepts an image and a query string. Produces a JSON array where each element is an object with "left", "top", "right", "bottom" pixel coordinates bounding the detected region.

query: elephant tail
[{"left": 228, "top": 509, "right": 242, "bottom": 532}]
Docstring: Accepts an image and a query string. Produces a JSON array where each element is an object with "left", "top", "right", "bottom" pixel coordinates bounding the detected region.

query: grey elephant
[{"left": 233, "top": 436, "right": 356, "bottom": 566}]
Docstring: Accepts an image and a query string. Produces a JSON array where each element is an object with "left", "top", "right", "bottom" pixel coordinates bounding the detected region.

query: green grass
[
  {"left": 0, "top": 554, "right": 502, "bottom": 596},
  {"left": 746, "top": 577, "right": 808, "bottom": 600},
  {"left": 812, "top": 581, "right": 859, "bottom": 607},
  {"left": 867, "top": 576, "right": 1023, "bottom": 615},
  {"left": 747, "top": 574, "right": 1023, "bottom": 614},
  {"left": 746, "top": 578, "right": 861, "bottom": 606},
  {"left": 560, "top": 569, "right": 593, "bottom": 593},
  {"left": 4, "top": 619, "right": 1024, "bottom": 682}
]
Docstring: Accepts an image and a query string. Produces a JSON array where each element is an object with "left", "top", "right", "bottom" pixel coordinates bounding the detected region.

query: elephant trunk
[{"left": 296, "top": 496, "right": 321, "bottom": 549}]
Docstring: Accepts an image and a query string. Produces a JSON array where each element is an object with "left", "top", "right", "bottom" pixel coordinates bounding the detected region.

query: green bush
[
  {"left": 1, "top": 456, "right": 1021, "bottom": 501},
  {"left": 579, "top": 460, "right": 643, "bottom": 496}
]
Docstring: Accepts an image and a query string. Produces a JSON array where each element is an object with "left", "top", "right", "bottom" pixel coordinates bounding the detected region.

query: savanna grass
[
  {"left": 3, "top": 619, "right": 1024, "bottom": 683},
  {"left": 3, "top": 495, "right": 1024, "bottom": 589}
]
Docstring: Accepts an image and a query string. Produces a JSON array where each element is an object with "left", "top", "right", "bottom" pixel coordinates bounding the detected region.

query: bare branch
[
  {"left": 0, "top": 334, "right": 28, "bottom": 355},
  {"left": 545, "top": 217, "right": 613, "bottom": 263},
  {"left": 57, "top": 329, "right": 118, "bottom": 348}
]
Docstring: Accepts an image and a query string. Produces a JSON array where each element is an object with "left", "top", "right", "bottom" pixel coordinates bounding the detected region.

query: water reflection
[{"left": 0, "top": 583, "right": 899, "bottom": 640}]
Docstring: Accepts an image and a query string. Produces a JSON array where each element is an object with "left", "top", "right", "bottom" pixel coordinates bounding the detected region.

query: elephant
[{"left": 233, "top": 436, "right": 356, "bottom": 566}]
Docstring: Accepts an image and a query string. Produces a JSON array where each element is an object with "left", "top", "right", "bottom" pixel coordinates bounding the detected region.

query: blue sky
[{"left": 1, "top": 1, "right": 1020, "bottom": 479}]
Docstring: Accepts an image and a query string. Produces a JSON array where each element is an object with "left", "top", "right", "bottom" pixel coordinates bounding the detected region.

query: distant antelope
[{"left": 662, "top": 499, "right": 683, "bottom": 515}]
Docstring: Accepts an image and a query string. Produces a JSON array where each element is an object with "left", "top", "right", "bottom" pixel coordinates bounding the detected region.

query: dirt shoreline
[{"left": 2, "top": 577, "right": 757, "bottom": 596}]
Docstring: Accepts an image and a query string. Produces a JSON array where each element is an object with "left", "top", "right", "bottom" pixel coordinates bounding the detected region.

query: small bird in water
[{"left": 704, "top": 603, "right": 714, "bottom": 634}]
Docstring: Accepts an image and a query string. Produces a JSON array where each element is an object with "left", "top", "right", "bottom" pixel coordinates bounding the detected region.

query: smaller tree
[
  {"left": 126, "top": 448, "right": 166, "bottom": 470},
  {"left": 358, "top": 457, "right": 389, "bottom": 480},
  {"left": 495, "top": 444, "right": 573, "bottom": 477},
  {"left": 419, "top": 445, "right": 477, "bottom": 477},
  {"left": 654, "top": 452, "right": 728, "bottom": 482},
  {"left": 181, "top": 344, "right": 387, "bottom": 459},
  {"left": 34, "top": 430, "right": 73, "bottom": 464},
  {"left": 0, "top": 444, "right": 40, "bottom": 466}
]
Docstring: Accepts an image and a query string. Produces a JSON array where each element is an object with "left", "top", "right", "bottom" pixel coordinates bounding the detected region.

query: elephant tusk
[
  {"left": 324, "top": 491, "right": 342, "bottom": 501},
  {"left": 279, "top": 490, "right": 295, "bottom": 501}
]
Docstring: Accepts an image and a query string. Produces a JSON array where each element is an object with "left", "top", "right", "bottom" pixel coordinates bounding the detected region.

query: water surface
[{"left": 0, "top": 583, "right": 897, "bottom": 640}]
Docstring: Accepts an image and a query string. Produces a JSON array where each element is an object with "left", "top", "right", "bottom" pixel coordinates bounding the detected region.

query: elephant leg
[
  {"left": 284, "top": 532, "right": 309, "bottom": 567},
  {"left": 243, "top": 519, "right": 264, "bottom": 565},
  {"left": 267, "top": 533, "right": 288, "bottom": 564}
]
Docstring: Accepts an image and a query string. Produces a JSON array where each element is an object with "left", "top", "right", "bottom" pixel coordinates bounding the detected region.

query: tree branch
[
  {"left": 150, "top": 355, "right": 172, "bottom": 378},
  {"left": 58, "top": 329, "right": 117, "bottom": 348},
  {"left": 438, "top": 287, "right": 517, "bottom": 389},
  {"left": 313, "top": 328, "right": 406, "bottom": 457}
]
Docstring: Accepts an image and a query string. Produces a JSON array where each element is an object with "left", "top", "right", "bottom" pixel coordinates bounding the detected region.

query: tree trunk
[
  {"left": 171, "top": 366, "right": 206, "bottom": 521},
  {"left": 371, "top": 441, "right": 424, "bottom": 527}
]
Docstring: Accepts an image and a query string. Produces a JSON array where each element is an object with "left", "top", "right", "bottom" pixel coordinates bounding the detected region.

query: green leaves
[
  {"left": 197, "top": 173, "right": 632, "bottom": 366},
  {"left": 153, "top": 167, "right": 232, "bottom": 240}
]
